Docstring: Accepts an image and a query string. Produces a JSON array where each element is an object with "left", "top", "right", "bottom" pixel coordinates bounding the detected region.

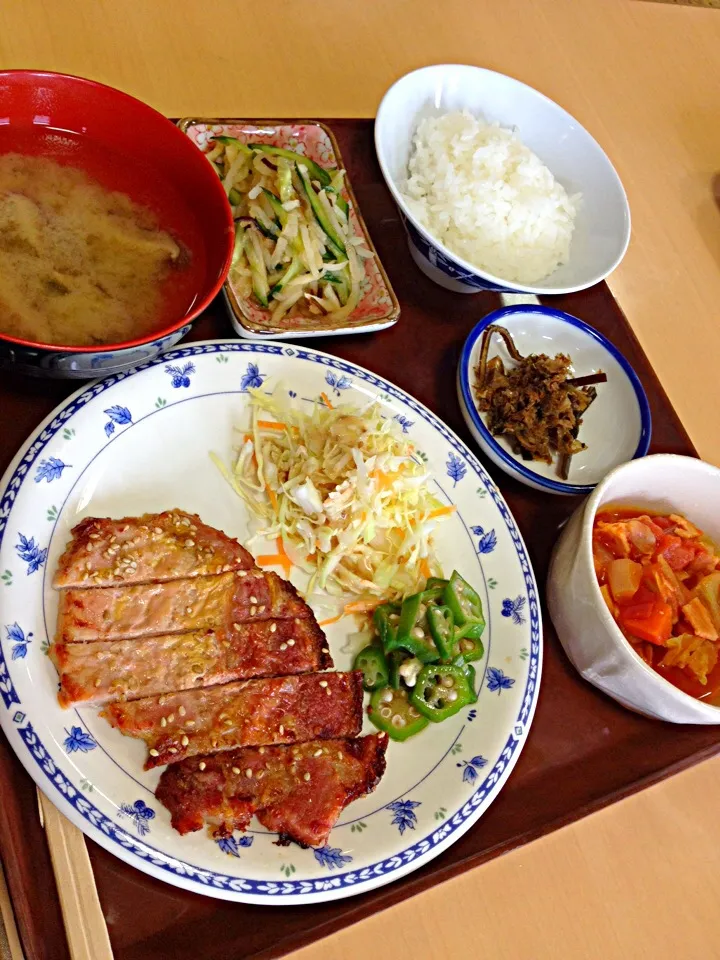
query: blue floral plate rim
[{"left": 0, "top": 339, "right": 542, "bottom": 904}]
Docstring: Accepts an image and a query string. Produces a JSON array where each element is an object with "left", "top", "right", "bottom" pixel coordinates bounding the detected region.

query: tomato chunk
[
  {"left": 652, "top": 516, "right": 674, "bottom": 530},
  {"left": 619, "top": 600, "right": 672, "bottom": 645},
  {"left": 620, "top": 600, "right": 655, "bottom": 621},
  {"left": 657, "top": 534, "right": 695, "bottom": 571},
  {"left": 624, "top": 581, "right": 657, "bottom": 609}
]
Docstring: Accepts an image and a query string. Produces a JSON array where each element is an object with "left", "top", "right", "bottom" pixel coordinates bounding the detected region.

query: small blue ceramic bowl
[{"left": 457, "top": 305, "right": 652, "bottom": 495}]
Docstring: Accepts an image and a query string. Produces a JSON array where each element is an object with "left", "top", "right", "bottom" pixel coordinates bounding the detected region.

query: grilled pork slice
[
  {"left": 103, "top": 672, "right": 364, "bottom": 769},
  {"left": 55, "top": 571, "right": 310, "bottom": 643},
  {"left": 52, "top": 619, "right": 332, "bottom": 707},
  {"left": 155, "top": 734, "right": 387, "bottom": 847},
  {"left": 53, "top": 510, "right": 254, "bottom": 589}
]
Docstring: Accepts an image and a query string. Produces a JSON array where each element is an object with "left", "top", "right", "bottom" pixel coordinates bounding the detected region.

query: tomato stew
[{"left": 593, "top": 507, "right": 720, "bottom": 702}]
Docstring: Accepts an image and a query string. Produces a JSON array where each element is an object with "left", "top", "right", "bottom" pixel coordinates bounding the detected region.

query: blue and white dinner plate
[{"left": 0, "top": 340, "right": 541, "bottom": 904}]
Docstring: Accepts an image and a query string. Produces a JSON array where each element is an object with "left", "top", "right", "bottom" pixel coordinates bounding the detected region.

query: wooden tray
[{"left": 0, "top": 120, "right": 718, "bottom": 960}]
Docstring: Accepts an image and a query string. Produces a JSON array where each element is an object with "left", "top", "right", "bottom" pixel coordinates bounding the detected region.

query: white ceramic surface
[
  {"left": 0, "top": 340, "right": 542, "bottom": 903},
  {"left": 375, "top": 64, "right": 631, "bottom": 295},
  {"left": 457, "top": 305, "right": 651, "bottom": 495},
  {"left": 548, "top": 454, "right": 720, "bottom": 723},
  {"left": 224, "top": 292, "right": 399, "bottom": 342}
]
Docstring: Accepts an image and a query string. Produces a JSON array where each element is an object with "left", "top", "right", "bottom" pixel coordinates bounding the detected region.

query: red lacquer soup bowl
[{"left": 0, "top": 71, "right": 234, "bottom": 378}]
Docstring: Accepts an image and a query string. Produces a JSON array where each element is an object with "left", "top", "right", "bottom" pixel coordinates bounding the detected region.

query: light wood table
[{"left": 1, "top": 0, "right": 720, "bottom": 957}]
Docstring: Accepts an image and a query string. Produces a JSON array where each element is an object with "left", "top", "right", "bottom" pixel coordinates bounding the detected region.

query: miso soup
[{"left": 0, "top": 129, "right": 205, "bottom": 347}]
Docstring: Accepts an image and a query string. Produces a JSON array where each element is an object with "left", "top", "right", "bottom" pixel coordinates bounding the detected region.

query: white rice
[{"left": 401, "top": 111, "right": 580, "bottom": 284}]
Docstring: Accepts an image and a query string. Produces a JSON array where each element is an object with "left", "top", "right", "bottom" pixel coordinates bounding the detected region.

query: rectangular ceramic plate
[{"left": 178, "top": 118, "right": 400, "bottom": 339}]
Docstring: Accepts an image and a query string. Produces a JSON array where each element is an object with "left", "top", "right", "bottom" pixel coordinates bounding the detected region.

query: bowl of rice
[{"left": 375, "top": 64, "right": 631, "bottom": 295}]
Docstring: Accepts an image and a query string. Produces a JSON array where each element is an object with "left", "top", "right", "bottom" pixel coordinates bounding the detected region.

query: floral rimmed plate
[
  {"left": 0, "top": 340, "right": 541, "bottom": 904},
  {"left": 179, "top": 119, "right": 400, "bottom": 339}
]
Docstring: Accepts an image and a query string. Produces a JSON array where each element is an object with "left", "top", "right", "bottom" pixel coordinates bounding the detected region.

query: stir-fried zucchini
[
  {"left": 232, "top": 221, "right": 247, "bottom": 268},
  {"left": 277, "top": 159, "right": 294, "bottom": 203},
  {"left": 245, "top": 226, "right": 270, "bottom": 307},
  {"left": 296, "top": 163, "right": 346, "bottom": 259},
  {"left": 323, "top": 263, "right": 351, "bottom": 305},
  {"left": 251, "top": 144, "right": 331, "bottom": 186},
  {"left": 209, "top": 134, "right": 370, "bottom": 320},
  {"left": 262, "top": 188, "right": 287, "bottom": 226},
  {"left": 271, "top": 256, "right": 303, "bottom": 297},
  {"left": 212, "top": 135, "right": 252, "bottom": 154}
]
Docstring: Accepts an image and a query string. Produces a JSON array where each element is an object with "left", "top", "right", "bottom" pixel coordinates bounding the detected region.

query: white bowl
[
  {"left": 375, "top": 64, "right": 631, "bottom": 295},
  {"left": 548, "top": 455, "right": 720, "bottom": 723},
  {"left": 457, "top": 305, "right": 651, "bottom": 495}
]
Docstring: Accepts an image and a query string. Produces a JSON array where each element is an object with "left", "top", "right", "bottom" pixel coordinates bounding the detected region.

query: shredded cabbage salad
[{"left": 212, "top": 389, "right": 454, "bottom": 615}]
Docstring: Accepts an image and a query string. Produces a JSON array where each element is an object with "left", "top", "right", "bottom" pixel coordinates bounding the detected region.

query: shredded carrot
[
  {"left": 420, "top": 558, "right": 431, "bottom": 579},
  {"left": 266, "top": 486, "right": 278, "bottom": 513},
  {"left": 257, "top": 537, "right": 293, "bottom": 576},
  {"left": 256, "top": 420, "right": 300, "bottom": 433},
  {"left": 370, "top": 468, "right": 405, "bottom": 492},
  {"left": 275, "top": 537, "right": 293, "bottom": 576},
  {"left": 318, "top": 598, "right": 378, "bottom": 627},
  {"left": 242, "top": 432, "right": 259, "bottom": 468},
  {"left": 320, "top": 392, "right": 334, "bottom": 409},
  {"left": 427, "top": 505, "right": 457, "bottom": 520},
  {"left": 319, "top": 613, "right": 345, "bottom": 627},
  {"left": 343, "top": 599, "right": 378, "bottom": 614},
  {"left": 257, "top": 420, "right": 287, "bottom": 431},
  {"left": 244, "top": 423, "right": 298, "bottom": 444}
]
